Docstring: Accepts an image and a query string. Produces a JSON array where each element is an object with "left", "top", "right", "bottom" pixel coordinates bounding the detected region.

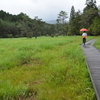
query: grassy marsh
[{"left": 0, "top": 36, "right": 98, "bottom": 100}]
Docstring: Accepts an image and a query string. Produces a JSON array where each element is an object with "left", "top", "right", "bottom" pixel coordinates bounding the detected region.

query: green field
[{"left": 0, "top": 36, "right": 98, "bottom": 100}]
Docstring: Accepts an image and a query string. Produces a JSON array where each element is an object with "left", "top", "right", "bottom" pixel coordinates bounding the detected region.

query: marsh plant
[{"left": 0, "top": 36, "right": 98, "bottom": 100}]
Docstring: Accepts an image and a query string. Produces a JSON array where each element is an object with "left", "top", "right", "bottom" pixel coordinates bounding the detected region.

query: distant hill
[
  {"left": 46, "top": 20, "right": 68, "bottom": 24},
  {"left": 46, "top": 20, "right": 57, "bottom": 24}
]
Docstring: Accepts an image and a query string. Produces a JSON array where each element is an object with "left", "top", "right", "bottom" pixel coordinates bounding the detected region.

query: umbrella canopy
[{"left": 80, "top": 28, "right": 88, "bottom": 31}]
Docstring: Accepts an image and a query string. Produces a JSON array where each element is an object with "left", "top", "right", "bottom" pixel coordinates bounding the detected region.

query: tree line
[
  {"left": 0, "top": 11, "right": 47, "bottom": 38},
  {"left": 67, "top": 0, "right": 100, "bottom": 36},
  {"left": 0, "top": 0, "right": 100, "bottom": 38}
]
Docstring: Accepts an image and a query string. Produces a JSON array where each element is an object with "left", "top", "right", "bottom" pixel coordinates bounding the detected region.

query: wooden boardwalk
[{"left": 81, "top": 39, "right": 100, "bottom": 100}]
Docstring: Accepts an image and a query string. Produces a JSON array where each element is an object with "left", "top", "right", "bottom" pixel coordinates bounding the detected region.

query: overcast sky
[{"left": 0, "top": 0, "right": 100, "bottom": 21}]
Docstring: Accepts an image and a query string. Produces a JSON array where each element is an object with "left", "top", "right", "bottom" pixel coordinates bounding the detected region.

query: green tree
[
  {"left": 84, "top": 0, "right": 97, "bottom": 11},
  {"left": 88, "top": 17, "right": 100, "bottom": 35},
  {"left": 56, "top": 19, "right": 61, "bottom": 34},
  {"left": 0, "top": 19, "right": 19, "bottom": 38},
  {"left": 33, "top": 16, "right": 44, "bottom": 39},
  {"left": 70, "top": 6, "right": 75, "bottom": 21},
  {"left": 0, "top": 10, "right": 52, "bottom": 38},
  {"left": 69, "top": 6, "right": 76, "bottom": 35},
  {"left": 57, "top": 11, "right": 68, "bottom": 35},
  {"left": 16, "top": 13, "right": 32, "bottom": 37},
  {"left": 50, "top": 24, "right": 56, "bottom": 37},
  {"left": 26, "top": 32, "right": 33, "bottom": 38},
  {"left": 57, "top": 11, "right": 68, "bottom": 24},
  {"left": 81, "top": 0, "right": 99, "bottom": 29},
  {"left": 81, "top": 8, "right": 99, "bottom": 28}
]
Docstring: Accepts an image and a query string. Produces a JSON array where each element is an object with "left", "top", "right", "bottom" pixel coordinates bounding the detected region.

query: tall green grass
[
  {"left": 0, "top": 36, "right": 98, "bottom": 100},
  {"left": 94, "top": 37, "right": 100, "bottom": 50}
]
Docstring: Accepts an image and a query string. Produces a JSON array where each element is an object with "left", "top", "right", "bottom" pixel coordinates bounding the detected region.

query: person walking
[{"left": 82, "top": 31, "right": 87, "bottom": 45}]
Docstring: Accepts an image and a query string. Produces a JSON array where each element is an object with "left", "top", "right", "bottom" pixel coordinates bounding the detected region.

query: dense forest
[{"left": 0, "top": 0, "right": 100, "bottom": 38}]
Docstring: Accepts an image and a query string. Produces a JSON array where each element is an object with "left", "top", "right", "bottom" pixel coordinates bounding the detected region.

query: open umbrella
[{"left": 80, "top": 28, "right": 88, "bottom": 31}]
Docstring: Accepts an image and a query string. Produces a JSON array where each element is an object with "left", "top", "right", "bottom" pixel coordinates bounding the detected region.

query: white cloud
[{"left": 0, "top": 0, "right": 99, "bottom": 21}]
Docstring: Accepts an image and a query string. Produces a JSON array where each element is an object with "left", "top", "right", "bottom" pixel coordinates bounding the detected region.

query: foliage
[
  {"left": 27, "top": 32, "right": 33, "bottom": 38},
  {"left": 69, "top": 6, "right": 75, "bottom": 21},
  {"left": 81, "top": 8, "right": 99, "bottom": 28},
  {"left": 68, "top": 0, "right": 100, "bottom": 36},
  {"left": 0, "top": 11, "right": 46, "bottom": 38},
  {"left": 88, "top": 17, "right": 100, "bottom": 35},
  {"left": 84, "top": 0, "right": 98, "bottom": 11},
  {"left": 56, "top": 11, "right": 68, "bottom": 35},
  {"left": 0, "top": 19, "right": 19, "bottom": 38},
  {"left": 69, "top": 6, "right": 81, "bottom": 35},
  {"left": 33, "top": 16, "right": 45, "bottom": 38},
  {"left": 57, "top": 11, "right": 68, "bottom": 24}
]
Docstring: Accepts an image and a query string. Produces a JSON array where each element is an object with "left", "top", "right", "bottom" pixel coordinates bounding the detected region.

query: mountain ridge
[
  {"left": 46, "top": 20, "right": 57, "bottom": 24},
  {"left": 46, "top": 20, "right": 68, "bottom": 24}
]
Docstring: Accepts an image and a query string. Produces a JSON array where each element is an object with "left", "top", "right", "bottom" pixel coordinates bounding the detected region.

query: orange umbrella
[{"left": 80, "top": 28, "right": 88, "bottom": 31}]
